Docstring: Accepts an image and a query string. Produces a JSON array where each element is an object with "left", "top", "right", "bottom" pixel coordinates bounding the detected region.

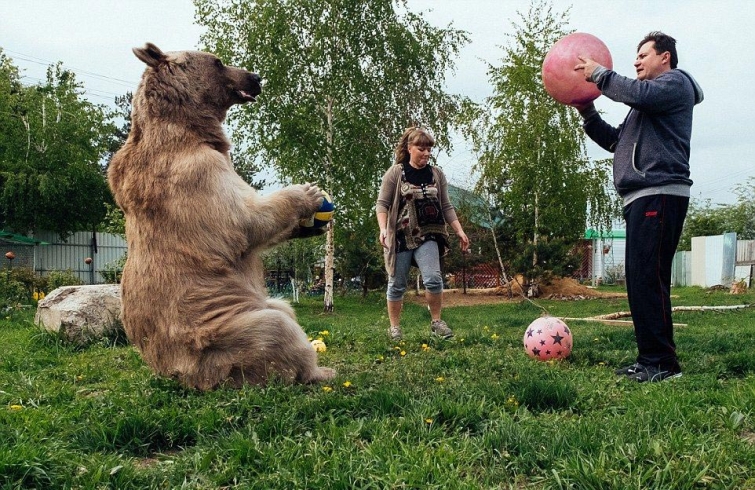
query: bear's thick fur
[{"left": 108, "top": 43, "right": 335, "bottom": 390}]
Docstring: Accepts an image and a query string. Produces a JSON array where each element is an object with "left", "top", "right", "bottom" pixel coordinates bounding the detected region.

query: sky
[{"left": 2, "top": 0, "right": 753, "bottom": 205}]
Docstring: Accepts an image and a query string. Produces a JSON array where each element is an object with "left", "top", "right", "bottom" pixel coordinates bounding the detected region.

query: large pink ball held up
[{"left": 542, "top": 32, "right": 613, "bottom": 106}]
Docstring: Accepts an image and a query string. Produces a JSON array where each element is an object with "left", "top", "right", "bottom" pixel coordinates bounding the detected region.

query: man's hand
[
  {"left": 571, "top": 101, "right": 595, "bottom": 113},
  {"left": 575, "top": 56, "right": 600, "bottom": 82}
]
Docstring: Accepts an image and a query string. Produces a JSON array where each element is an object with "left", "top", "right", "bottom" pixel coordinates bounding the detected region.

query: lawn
[{"left": 1, "top": 286, "right": 754, "bottom": 489}]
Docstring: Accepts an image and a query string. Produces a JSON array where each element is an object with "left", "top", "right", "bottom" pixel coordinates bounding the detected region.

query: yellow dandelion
[
  {"left": 10, "top": 405, "right": 22, "bottom": 411},
  {"left": 425, "top": 418, "right": 433, "bottom": 424},
  {"left": 483, "top": 325, "right": 489, "bottom": 330},
  {"left": 394, "top": 346, "right": 401, "bottom": 351},
  {"left": 421, "top": 343, "right": 430, "bottom": 351},
  {"left": 319, "top": 330, "right": 330, "bottom": 337},
  {"left": 400, "top": 350, "right": 406, "bottom": 356},
  {"left": 598, "top": 362, "right": 605, "bottom": 366},
  {"left": 376, "top": 355, "right": 384, "bottom": 363},
  {"left": 435, "top": 376, "right": 444, "bottom": 383},
  {"left": 322, "top": 386, "right": 333, "bottom": 393},
  {"left": 491, "top": 333, "right": 499, "bottom": 340},
  {"left": 593, "top": 338, "right": 599, "bottom": 342},
  {"left": 504, "top": 395, "right": 519, "bottom": 411},
  {"left": 343, "top": 381, "right": 352, "bottom": 388}
]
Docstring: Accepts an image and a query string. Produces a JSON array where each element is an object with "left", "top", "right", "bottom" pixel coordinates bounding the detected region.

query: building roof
[
  {"left": 447, "top": 185, "right": 502, "bottom": 229},
  {"left": 584, "top": 228, "right": 626, "bottom": 240},
  {"left": 0, "top": 230, "right": 50, "bottom": 245}
]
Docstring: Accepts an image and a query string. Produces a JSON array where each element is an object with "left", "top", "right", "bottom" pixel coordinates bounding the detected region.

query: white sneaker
[{"left": 431, "top": 320, "right": 454, "bottom": 339}]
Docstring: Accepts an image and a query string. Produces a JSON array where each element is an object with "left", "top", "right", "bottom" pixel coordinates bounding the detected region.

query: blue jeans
[{"left": 387, "top": 240, "right": 443, "bottom": 301}]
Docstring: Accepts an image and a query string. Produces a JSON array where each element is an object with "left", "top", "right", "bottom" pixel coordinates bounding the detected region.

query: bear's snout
[
  {"left": 231, "top": 70, "right": 262, "bottom": 103},
  {"left": 247, "top": 72, "right": 262, "bottom": 96}
]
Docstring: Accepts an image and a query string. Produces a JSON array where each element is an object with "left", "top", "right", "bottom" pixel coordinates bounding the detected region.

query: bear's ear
[{"left": 132, "top": 43, "right": 167, "bottom": 68}]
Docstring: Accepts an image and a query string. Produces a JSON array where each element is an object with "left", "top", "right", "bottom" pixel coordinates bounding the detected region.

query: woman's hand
[
  {"left": 457, "top": 231, "right": 470, "bottom": 253},
  {"left": 379, "top": 228, "right": 389, "bottom": 249},
  {"left": 377, "top": 212, "right": 390, "bottom": 249}
]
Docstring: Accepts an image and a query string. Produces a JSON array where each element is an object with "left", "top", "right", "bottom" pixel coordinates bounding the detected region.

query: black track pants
[{"left": 623, "top": 194, "right": 689, "bottom": 370}]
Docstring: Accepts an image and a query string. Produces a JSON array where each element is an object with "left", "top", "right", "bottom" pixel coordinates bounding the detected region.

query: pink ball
[
  {"left": 523, "top": 316, "right": 573, "bottom": 361},
  {"left": 542, "top": 32, "right": 613, "bottom": 106}
]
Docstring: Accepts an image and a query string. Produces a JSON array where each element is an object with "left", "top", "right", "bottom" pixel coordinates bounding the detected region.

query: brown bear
[{"left": 108, "top": 43, "right": 336, "bottom": 390}]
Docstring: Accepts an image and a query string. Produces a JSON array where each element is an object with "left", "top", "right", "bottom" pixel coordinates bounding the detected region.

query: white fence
[{"left": 672, "top": 234, "right": 753, "bottom": 288}]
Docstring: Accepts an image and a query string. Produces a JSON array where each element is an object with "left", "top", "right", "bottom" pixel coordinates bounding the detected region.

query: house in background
[
  {"left": 0, "top": 230, "right": 50, "bottom": 270},
  {"left": 582, "top": 228, "right": 627, "bottom": 286},
  {"left": 673, "top": 233, "right": 754, "bottom": 288},
  {"left": 580, "top": 229, "right": 753, "bottom": 288}
]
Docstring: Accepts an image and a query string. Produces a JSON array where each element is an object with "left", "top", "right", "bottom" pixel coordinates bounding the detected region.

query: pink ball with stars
[{"left": 523, "top": 316, "right": 573, "bottom": 361}]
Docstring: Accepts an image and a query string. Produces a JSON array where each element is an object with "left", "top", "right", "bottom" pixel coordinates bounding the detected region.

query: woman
[{"left": 375, "top": 127, "right": 470, "bottom": 341}]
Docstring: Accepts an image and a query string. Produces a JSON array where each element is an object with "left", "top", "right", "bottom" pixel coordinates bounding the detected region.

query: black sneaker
[
  {"left": 630, "top": 365, "right": 682, "bottom": 383},
  {"left": 614, "top": 363, "right": 644, "bottom": 376}
]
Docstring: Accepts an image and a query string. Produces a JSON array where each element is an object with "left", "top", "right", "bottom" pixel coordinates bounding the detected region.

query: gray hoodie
[{"left": 580, "top": 68, "right": 704, "bottom": 205}]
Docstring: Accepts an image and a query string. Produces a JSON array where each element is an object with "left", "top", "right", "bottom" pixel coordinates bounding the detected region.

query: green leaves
[
  {"left": 196, "top": 0, "right": 469, "bottom": 210},
  {"left": 195, "top": 0, "right": 471, "bottom": 298},
  {"left": 462, "top": 1, "right": 619, "bottom": 281},
  {"left": 679, "top": 179, "right": 755, "bottom": 250},
  {"left": 0, "top": 50, "right": 115, "bottom": 238}
]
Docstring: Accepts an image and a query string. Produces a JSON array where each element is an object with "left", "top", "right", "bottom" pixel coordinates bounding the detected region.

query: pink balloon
[
  {"left": 523, "top": 316, "right": 573, "bottom": 361},
  {"left": 542, "top": 32, "right": 613, "bottom": 106}
]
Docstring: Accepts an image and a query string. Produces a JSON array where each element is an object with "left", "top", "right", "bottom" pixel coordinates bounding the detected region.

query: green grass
[{"left": 1, "top": 286, "right": 755, "bottom": 489}]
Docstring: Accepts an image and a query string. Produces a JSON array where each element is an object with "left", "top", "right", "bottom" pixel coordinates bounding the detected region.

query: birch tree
[
  {"left": 195, "top": 0, "right": 469, "bottom": 311},
  {"left": 462, "top": 1, "right": 619, "bottom": 293},
  {"left": 0, "top": 52, "right": 115, "bottom": 238}
]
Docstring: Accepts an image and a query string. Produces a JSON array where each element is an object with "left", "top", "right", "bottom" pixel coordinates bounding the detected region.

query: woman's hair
[{"left": 393, "top": 127, "right": 435, "bottom": 166}]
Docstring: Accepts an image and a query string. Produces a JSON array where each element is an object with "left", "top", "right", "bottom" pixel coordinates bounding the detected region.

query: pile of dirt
[{"left": 407, "top": 276, "right": 625, "bottom": 307}]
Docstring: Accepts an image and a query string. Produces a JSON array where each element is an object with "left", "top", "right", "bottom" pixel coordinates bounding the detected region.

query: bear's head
[{"left": 132, "top": 43, "right": 261, "bottom": 123}]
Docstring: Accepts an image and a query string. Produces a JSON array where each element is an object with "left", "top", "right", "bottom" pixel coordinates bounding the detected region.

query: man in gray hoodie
[{"left": 575, "top": 31, "right": 704, "bottom": 383}]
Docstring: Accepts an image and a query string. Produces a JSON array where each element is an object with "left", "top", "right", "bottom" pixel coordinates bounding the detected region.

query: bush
[
  {"left": 7, "top": 267, "right": 48, "bottom": 295},
  {"left": 100, "top": 255, "right": 126, "bottom": 284},
  {"left": 46, "top": 269, "right": 84, "bottom": 292},
  {"left": 0, "top": 278, "right": 28, "bottom": 309}
]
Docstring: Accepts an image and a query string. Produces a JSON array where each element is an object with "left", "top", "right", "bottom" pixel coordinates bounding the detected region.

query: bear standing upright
[{"left": 108, "top": 43, "right": 336, "bottom": 390}]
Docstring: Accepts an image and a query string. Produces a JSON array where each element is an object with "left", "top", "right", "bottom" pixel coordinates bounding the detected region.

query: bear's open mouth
[{"left": 236, "top": 90, "right": 258, "bottom": 102}]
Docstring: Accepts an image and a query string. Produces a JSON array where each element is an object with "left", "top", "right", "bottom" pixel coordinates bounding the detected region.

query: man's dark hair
[{"left": 638, "top": 31, "right": 678, "bottom": 69}]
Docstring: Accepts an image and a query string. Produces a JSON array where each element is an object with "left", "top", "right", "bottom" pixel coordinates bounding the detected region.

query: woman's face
[{"left": 408, "top": 143, "right": 432, "bottom": 168}]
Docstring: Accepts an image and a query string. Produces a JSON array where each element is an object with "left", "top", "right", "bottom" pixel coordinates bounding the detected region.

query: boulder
[{"left": 35, "top": 284, "right": 123, "bottom": 345}]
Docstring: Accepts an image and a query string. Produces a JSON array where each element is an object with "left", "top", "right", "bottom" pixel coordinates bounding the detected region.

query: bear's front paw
[
  {"left": 297, "top": 182, "right": 324, "bottom": 218},
  {"left": 290, "top": 225, "right": 327, "bottom": 239}
]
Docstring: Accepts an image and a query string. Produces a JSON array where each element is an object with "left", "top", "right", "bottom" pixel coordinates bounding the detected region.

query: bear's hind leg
[{"left": 207, "top": 307, "right": 335, "bottom": 386}]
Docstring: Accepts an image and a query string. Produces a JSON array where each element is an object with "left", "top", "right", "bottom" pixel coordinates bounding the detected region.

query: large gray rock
[{"left": 35, "top": 284, "right": 123, "bottom": 345}]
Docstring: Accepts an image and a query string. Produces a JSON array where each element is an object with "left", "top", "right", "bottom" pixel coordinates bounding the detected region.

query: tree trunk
[
  {"left": 323, "top": 97, "right": 335, "bottom": 312},
  {"left": 485, "top": 193, "right": 510, "bottom": 288},
  {"left": 323, "top": 221, "right": 335, "bottom": 312}
]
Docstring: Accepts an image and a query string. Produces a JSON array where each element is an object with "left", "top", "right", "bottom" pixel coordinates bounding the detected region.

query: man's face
[{"left": 634, "top": 41, "right": 670, "bottom": 80}]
